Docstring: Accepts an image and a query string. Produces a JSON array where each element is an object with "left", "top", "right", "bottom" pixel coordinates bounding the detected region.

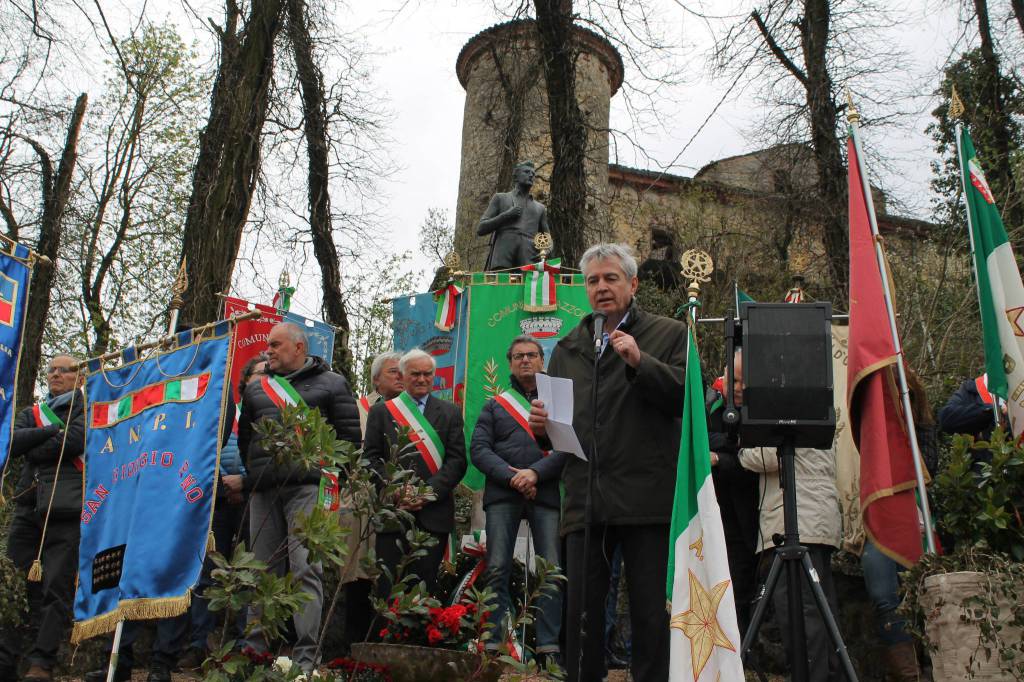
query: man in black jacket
[
  {"left": 363, "top": 348, "right": 467, "bottom": 599},
  {"left": 1, "top": 354, "right": 84, "bottom": 682},
  {"left": 471, "top": 335, "right": 565, "bottom": 663},
  {"left": 237, "top": 322, "right": 360, "bottom": 674},
  {"left": 529, "top": 243, "right": 686, "bottom": 682},
  {"left": 938, "top": 374, "right": 1003, "bottom": 464}
]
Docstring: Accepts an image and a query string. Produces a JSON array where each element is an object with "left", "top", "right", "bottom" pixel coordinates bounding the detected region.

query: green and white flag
[
  {"left": 959, "top": 127, "right": 1024, "bottom": 439},
  {"left": 667, "top": 329, "right": 743, "bottom": 681}
]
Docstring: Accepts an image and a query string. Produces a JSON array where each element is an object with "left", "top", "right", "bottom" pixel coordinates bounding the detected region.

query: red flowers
[{"left": 426, "top": 624, "right": 444, "bottom": 645}]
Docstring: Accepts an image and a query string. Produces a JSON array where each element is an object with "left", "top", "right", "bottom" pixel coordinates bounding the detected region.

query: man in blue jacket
[{"left": 471, "top": 335, "right": 564, "bottom": 665}]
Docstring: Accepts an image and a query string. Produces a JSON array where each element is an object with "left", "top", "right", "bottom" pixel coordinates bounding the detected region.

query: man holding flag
[
  {"left": 238, "top": 322, "right": 361, "bottom": 674},
  {"left": 1, "top": 355, "right": 84, "bottom": 682}
]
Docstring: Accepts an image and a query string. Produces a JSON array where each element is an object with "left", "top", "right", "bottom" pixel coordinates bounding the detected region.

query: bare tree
[
  {"left": 179, "top": 0, "right": 286, "bottom": 326},
  {"left": 0, "top": 94, "right": 87, "bottom": 405}
]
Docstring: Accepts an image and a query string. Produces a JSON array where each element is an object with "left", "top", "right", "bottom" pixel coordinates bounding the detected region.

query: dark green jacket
[{"left": 546, "top": 301, "right": 687, "bottom": 535}]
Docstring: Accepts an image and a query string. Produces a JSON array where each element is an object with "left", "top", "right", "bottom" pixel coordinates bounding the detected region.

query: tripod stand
[{"left": 740, "top": 434, "right": 859, "bottom": 682}]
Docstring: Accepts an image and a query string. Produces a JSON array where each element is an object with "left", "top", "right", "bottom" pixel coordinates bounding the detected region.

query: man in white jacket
[{"left": 739, "top": 443, "right": 842, "bottom": 682}]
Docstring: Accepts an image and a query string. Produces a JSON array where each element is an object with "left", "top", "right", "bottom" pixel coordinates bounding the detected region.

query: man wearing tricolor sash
[
  {"left": 1, "top": 355, "right": 84, "bottom": 682},
  {"left": 939, "top": 373, "right": 1005, "bottom": 464},
  {"left": 357, "top": 351, "right": 403, "bottom": 436},
  {"left": 237, "top": 323, "right": 360, "bottom": 674},
  {"left": 470, "top": 335, "right": 565, "bottom": 666},
  {"left": 364, "top": 348, "right": 467, "bottom": 599}
]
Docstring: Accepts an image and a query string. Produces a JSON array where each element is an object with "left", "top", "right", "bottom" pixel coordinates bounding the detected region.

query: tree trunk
[
  {"left": 285, "top": 0, "right": 354, "bottom": 380},
  {"left": 533, "top": 0, "right": 588, "bottom": 268},
  {"left": 800, "top": 0, "right": 848, "bottom": 298},
  {"left": 1014, "top": 0, "right": 1024, "bottom": 38},
  {"left": 972, "top": 0, "right": 1020, "bottom": 228},
  {"left": 178, "top": 0, "right": 285, "bottom": 325},
  {"left": 16, "top": 93, "right": 87, "bottom": 405}
]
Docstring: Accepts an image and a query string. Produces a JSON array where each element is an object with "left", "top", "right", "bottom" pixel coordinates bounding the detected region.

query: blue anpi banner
[
  {"left": 0, "top": 240, "right": 32, "bottom": 472},
  {"left": 71, "top": 323, "right": 232, "bottom": 642}
]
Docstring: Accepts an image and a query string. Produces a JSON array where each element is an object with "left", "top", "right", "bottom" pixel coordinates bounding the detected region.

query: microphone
[{"left": 592, "top": 312, "right": 607, "bottom": 354}]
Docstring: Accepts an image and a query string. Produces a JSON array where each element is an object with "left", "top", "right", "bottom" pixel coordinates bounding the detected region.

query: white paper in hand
[{"left": 535, "top": 373, "right": 587, "bottom": 461}]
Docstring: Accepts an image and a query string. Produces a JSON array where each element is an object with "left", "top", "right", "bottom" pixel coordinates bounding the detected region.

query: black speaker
[{"left": 739, "top": 302, "right": 836, "bottom": 448}]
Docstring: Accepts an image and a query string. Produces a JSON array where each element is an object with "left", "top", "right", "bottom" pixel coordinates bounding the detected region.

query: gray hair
[
  {"left": 399, "top": 348, "right": 436, "bottom": 374},
  {"left": 506, "top": 335, "right": 544, "bottom": 361},
  {"left": 579, "top": 243, "right": 638, "bottom": 279},
  {"left": 274, "top": 322, "right": 308, "bottom": 347},
  {"left": 370, "top": 351, "right": 402, "bottom": 382}
]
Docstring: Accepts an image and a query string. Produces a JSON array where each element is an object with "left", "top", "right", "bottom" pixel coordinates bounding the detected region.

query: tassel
[
  {"left": 28, "top": 559, "right": 42, "bottom": 582},
  {"left": 206, "top": 530, "right": 217, "bottom": 554},
  {"left": 0, "top": 492, "right": 5, "bottom": 505}
]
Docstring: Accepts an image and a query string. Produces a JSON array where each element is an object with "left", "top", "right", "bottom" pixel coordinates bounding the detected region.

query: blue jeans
[
  {"left": 861, "top": 539, "right": 911, "bottom": 645},
  {"left": 483, "top": 500, "right": 562, "bottom": 653}
]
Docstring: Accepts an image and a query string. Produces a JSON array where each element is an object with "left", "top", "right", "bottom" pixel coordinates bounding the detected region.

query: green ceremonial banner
[{"left": 461, "top": 272, "right": 590, "bottom": 489}]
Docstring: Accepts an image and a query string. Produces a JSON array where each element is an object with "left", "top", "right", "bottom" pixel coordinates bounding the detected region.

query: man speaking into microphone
[{"left": 529, "top": 243, "right": 687, "bottom": 682}]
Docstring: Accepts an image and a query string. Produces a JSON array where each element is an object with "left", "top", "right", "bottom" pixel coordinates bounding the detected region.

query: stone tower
[{"left": 453, "top": 20, "right": 623, "bottom": 269}]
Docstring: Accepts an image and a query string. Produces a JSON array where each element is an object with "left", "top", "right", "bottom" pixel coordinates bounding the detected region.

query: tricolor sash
[
  {"left": 385, "top": 393, "right": 444, "bottom": 474},
  {"left": 33, "top": 402, "right": 64, "bottom": 428},
  {"left": 231, "top": 403, "right": 241, "bottom": 436},
  {"left": 975, "top": 374, "right": 994, "bottom": 405},
  {"left": 34, "top": 401, "right": 84, "bottom": 471},
  {"left": 358, "top": 395, "right": 372, "bottom": 414},
  {"left": 521, "top": 258, "right": 561, "bottom": 312},
  {"left": 260, "top": 375, "right": 306, "bottom": 409},
  {"left": 433, "top": 282, "right": 463, "bottom": 332},
  {"left": 493, "top": 390, "right": 549, "bottom": 456}
]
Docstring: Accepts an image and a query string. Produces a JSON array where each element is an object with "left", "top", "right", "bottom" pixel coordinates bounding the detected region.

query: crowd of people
[{"left": 0, "top": 242, "right": 1004, "bottom": 682}]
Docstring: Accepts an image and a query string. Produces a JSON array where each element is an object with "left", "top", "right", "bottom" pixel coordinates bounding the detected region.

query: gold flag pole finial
[
  {"left": 949, "top": 85, "right": 965, "bottom": 120},
  {"left": 845, "top": 87, "right": 861, "bottom": 125},
  {"left": 680, "top": 248, "right": 713, "bottom": 328},
  {"left": 278, "top": 268, "right": 290, "bottom": 289},
  {"left": 168, "top": 258, "right": 188, "bottom": 334}
]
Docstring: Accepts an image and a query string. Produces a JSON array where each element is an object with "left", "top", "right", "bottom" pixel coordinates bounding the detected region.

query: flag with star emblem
[
  {"left": 958, "top": 127, "right": 1024, "bottom": 438},
  {"left": 667, "top": 327, "right": 743, "bottom": 681}
]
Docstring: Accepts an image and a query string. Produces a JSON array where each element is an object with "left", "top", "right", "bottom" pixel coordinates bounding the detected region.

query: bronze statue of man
[{"left": 477, "top": 161, "right": 551, "bottom": 270}]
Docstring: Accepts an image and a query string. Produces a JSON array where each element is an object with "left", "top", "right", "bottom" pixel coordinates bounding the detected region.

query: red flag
[
  {"left": 846, "top": 136, "right": 927, "bottom": 568},
  {"left": 224, "top": 297, "right": 282, "bottom": 404}
]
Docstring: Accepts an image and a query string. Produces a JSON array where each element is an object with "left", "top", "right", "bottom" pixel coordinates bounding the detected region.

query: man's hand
[
  {"left": 503, "top": 206, "right": 523, "bottom": 222},
  {"left": 710, "top": 452, "right": 720, "bottom": 467},
  {"left": 509, "top": 467, "right": 539, "bottom": 498},
  {"left": 397, "top": 483, "right": 429, "bottom": 511},
  {"left": 529, "top": 400, "right": 548, "bottom": 438},
  {"left": 221, "top": 474, "right": 244, "bottom": 505},
  {"left": 609, "top": 330, "right": 641, "bottom": 368}
]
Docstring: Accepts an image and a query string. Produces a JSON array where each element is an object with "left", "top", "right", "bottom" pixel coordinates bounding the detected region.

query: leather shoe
[
  {"left": 84, "top": 663, "right": 132, "bottom": 682},
  {"left": 147, "top": 663, "right": 172, "bottom": 682}
]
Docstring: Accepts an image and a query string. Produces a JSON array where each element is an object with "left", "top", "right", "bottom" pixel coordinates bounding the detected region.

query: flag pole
[
  {"left": 846, "top": 96, "right": 937, "bottom": 554},
  {"left": 950, "top": 89, "right": 1003, "bottom": 429},
  {"left": 105, "top": 259, "right": 190, "bottom": 682}
]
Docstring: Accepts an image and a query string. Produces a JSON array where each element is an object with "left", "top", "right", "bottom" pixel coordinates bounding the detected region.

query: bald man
[
  {"left": 237, "top": 323, "right": 361, "bottom": 674},
  {"left": 1, "top": 355, "right": 84, "bottom": 682}
]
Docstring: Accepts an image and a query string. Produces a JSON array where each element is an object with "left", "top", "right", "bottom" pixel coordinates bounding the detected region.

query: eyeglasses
[
  {"left": 511, "top": 352, "right": 541, "bottom": 361},
  {"left": 46, "top": 366, "right": 77, "bottom": 375}
]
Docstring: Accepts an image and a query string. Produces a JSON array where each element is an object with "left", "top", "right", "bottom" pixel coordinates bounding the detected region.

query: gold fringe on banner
[
  {"left": 207, "top": 530, "right": 217, "bottom": 554},
  {"left": 27, "top": 559, "right": 42, "bottom": 582},
  {"left": 70, "top": 593, "right": 191, "bottom": 644}
]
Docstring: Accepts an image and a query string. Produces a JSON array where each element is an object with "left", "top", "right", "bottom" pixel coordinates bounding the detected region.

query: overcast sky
[{"left": 28, "top": 0, "right": 983, "bottom": 317}]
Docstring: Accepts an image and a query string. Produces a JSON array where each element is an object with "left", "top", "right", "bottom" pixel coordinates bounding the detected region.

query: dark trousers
[
  {"left": 117, "top": 615, "right": 189, "bottom": 669},
  {"left": 374, "top": 529, "right": 447, "bottom": 602},
  {"left": 0, "top": 510, "right": 79, "bottom": 671},
  {"left": 565, "top": 524, "right": 669, "bottom": 682},
  {"left": 765, "top": 544, "right": 840, "bottom": 682},
  {"left": 189, "top": 500, "right": 247, "bottom": 650}
]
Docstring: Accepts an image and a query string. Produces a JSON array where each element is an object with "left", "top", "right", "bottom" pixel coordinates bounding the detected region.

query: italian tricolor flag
[
  {"left": 667, "top": 329, "right": 743, "bottom": 681},
  {"left": 260, "top": 375, "right": 305, "bottom": 409},
  {"left": 434, "top": 282, "right": 463, "bottom": 332},
  {"left": 959, "top": 127, "right": 1024, "bottom": 439},
  {"left": 92, "top": 374, "right": 210, "bottom": 428},
  {"left": 521, "top": 258, "right": 560, "bottom": 312}
]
